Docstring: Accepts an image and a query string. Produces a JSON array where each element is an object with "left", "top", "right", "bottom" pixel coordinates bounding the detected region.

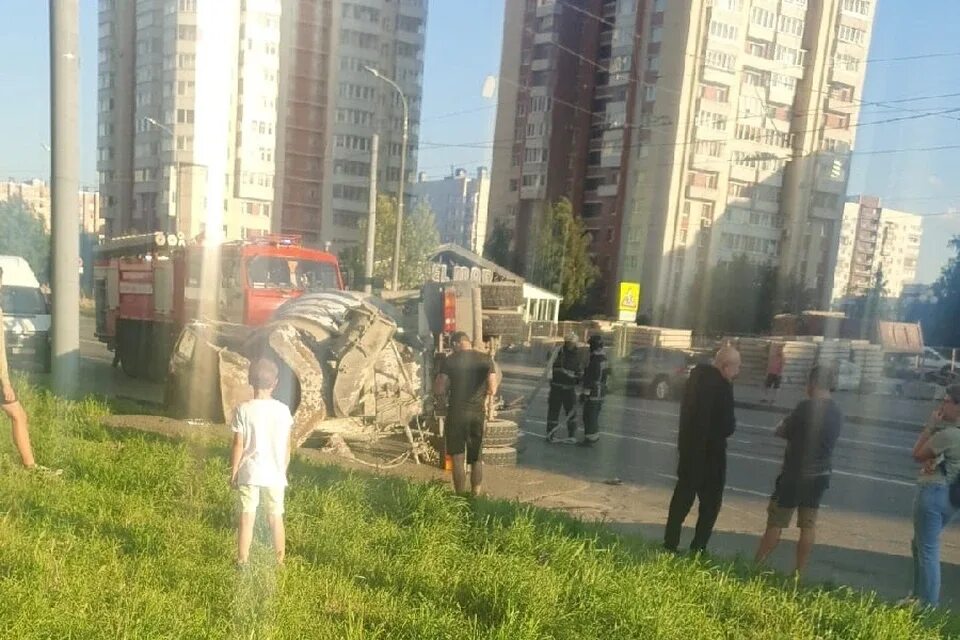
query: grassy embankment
[{"left": 0, "top": 384, "right": 951, "bottom": 639}]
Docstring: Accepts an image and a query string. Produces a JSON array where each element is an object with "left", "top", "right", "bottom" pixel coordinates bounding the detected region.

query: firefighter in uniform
[
  {"left": 546, "top": 332, "right": 582, "bottom": 444},
  {"left": 579, "top": 334, "right": 609, "bottom": 446}
]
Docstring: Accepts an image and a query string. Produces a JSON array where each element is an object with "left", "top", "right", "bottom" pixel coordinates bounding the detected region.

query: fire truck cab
[{"left": 94, "top": 232, "right": 343, "bottom": 380}]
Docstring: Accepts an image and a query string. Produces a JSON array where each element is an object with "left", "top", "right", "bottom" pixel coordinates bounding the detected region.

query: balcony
[
  {"left": 597, "top": 183, "right": 619, "bottom": 197},
  {"left": 827, "top": 95, "right": 855, "bottom": 113},
  {"left": 536, "top": 1, "right": 560, "bottom": 17},
  {"left": 730, "top": 163, "right": 756, "bottom": 182},
  {"left": 685, "top": 184, "right": 717, "bottom": 201},
  {"left": 531, "top": 57, "right": 553, "bottom": 72},
  {"left": 533, "top": 30, "right": 555, "bottom": 45},
  {"left": 520, "top": 184, "right": 545, "bottom": 200},
  {"left": 702, "top": 65, "right": 735, "bottom": 86},
  {"left": 768, "top": 84, "right": 796, "bottom": 106}
]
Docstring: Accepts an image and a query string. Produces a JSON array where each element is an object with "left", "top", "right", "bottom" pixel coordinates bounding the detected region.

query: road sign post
[{"left": 618, "top": 282, "right": 641, "bottom": 323}]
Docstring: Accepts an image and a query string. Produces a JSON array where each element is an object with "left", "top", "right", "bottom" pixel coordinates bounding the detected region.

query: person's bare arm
[
  {"left": 913, "top": 410, "right": 943, "bottom": 462},
  {"left": 913, "top": 432, "right": 937, "bottom": 463},
  {"left": 229, "top": 432, "right": 244, "bottom": 487}
]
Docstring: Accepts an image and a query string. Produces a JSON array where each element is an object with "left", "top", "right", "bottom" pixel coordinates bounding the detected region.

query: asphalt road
[
  {"left": 72, "top": 313, "right": 927, "bottom": 522},
  {"left": 501, "top": 377, "right": 926, "bottom": 523}
]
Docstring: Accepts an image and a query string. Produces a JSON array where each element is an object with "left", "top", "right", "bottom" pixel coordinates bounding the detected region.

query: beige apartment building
[
  {"left": 832, "top": 195, "right": 922, "bottom": 301},
  {"left": 98, "top": 0, "right": 281, "bottom": 241},
  {"left": 0, "top": 179, "right": 103, "bottom": 235},
  {"left": 411, "top": 168, "right": 490, "bottom": 254},
  {"left": 100, "top": 0, "right": 426, "bottom": 250},
  {"left": 621, "top": 0, "right": 875, "bottom": 326},
  {"left": 489, "top": 0, "right": 876, "bottom": 324}
]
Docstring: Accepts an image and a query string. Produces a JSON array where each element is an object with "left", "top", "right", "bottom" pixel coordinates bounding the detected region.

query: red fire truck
[{"left": 94, "top": 232, "right": 344, "bottom": 380}]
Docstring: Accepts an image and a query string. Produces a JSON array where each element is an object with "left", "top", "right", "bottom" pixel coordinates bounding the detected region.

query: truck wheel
[
  {"left": 484, "top": 419, "right": 519, "bottom": 448},
  {"left": 482, "top": 445, "right": 518, "bottom": 466},
  {"left": 481, "top": 283, "right": 524, "bottom": 309},
  {"left": 482, "top": 310, "right": 523, "bottom": 339},
  {"left": 116, "top": 320, "right": 141, "bottom": 379}
]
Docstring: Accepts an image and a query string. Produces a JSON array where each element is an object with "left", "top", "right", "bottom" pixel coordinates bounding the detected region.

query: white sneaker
[
  {"left": 561, "top": 437, "right": 577, "bottom": 445},
  {"left": 546, "top": 427, "right": 562, "bottom": 443}
]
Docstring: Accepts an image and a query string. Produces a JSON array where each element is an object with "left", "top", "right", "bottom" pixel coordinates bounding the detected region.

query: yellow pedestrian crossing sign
[{"left": 618, "top": 282, "right": 641, "bottom": 321}]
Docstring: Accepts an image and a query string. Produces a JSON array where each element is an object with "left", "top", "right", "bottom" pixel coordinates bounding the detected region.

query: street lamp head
[{"left": 363, "top": 66, "right": 381, "bottom": 78}]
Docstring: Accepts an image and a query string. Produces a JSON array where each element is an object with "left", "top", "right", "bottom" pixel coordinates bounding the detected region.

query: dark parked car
[{"left": 610, "top": 347, "right": 712, "bottom": 400}]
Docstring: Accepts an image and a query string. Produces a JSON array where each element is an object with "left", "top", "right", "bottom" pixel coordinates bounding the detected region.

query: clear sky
[{"left": 0, "top": 0, "right": 957, "bottom": 282}]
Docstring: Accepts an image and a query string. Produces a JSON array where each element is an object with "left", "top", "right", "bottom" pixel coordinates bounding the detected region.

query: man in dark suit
[{"left": 663, "top": 345, "right": 741, "bottom": 553}]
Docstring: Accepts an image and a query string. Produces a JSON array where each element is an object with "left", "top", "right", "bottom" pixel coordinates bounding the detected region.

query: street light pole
[
  {"left": 49, "top": 0, "right": 81, "bottom": 396},
  {"left": 364, "top": 66, "right": 408, "bottom": 291},
  {"left": 144, "top": 117, "right": 178, "bottom": 235}
]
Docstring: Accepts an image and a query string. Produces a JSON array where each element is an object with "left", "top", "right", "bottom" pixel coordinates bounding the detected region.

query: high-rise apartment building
[
  {"left": 832, "top": 195, "right": 922, "bottom": 301},
  {"left": 275, "top": 0, "right": 427, "bottom": 248},
  {"left": 99, "top": 0, "right": 283, "bottom": 241},
  {"left": 490, "top": 0, "right": 638, "bottom": 307},
  {"left": 322, "top": 0, "right": 426, "bottom": 249},
  {"left": 489, "top": 0, "right": 876, "bottom": 325},
  {"left": 100, "top": 0, "right": 426, "bottom": 250},
  {"left": 411, "top": 168, "right": 490, "bottom": 254}
]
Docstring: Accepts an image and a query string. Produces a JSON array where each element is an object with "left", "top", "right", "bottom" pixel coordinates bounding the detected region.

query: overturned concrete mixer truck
[{"left": 165, "top": 276, "right": 526, "bottom": 467}]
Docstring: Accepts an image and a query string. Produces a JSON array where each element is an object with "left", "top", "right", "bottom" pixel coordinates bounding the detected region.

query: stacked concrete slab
[{"left": 851, "top": 340, "right": 884, "bottom": 383}]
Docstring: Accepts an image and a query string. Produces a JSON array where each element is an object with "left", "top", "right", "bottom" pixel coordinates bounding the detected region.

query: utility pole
[
  {"left": 364, "top": 133, "right": 379, "bottom": 294},
  {"left": 393, "top": 99, "right": 408, "bottom": 291},
  {"left": 363, "top": 67, "right": 408, "bottom": 291},
  {"left": 49, "top": 0, "right": 81, "bottom": 396}
]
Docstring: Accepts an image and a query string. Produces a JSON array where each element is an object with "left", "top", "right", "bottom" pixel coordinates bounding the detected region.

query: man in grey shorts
[{"left": 755, "top": 364, "right": 843, "bottom": 575}]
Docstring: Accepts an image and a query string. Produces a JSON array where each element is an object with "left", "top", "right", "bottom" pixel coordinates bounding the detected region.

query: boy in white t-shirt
[{"left": 229, "top": 358, "right": 294, "bottom": 566}]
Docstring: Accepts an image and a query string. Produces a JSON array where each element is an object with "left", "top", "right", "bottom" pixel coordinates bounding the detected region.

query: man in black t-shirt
[
  {"left": 433, "top": 331, "right": 498, "bottom": 495},
  {"left": 754, "top": 363, "right": 844, "bottom": 575}
]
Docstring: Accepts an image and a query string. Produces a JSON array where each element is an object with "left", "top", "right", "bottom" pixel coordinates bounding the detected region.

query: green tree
[
  {"left": 706, "top": 255, "right": 777, "bottom": 335},
  {"left": 340, "top": 195, "right": 440, "bottom": 291},
  {"left": 924, "top": 236, "right": 960, "bottom": 346},
  {"left": 528, "top": 198, "right": 598, "bottom": 315},
  {"left": 483, "top": 219, "right": 513, "bottom": 268},
  {"left": 0, "top": 198, "right": 50, "bottom": 282}
]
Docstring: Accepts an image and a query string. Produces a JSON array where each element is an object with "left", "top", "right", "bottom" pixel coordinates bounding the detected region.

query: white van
[{"left": 0, "top": 256, "right": 51, "bottom": 372}]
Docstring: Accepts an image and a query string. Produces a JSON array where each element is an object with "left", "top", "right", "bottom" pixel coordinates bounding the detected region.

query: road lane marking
[
  {"left": 655, "top": 472, "right": 773, "bottom": 499},
  {"left": 503, "top": 381, "right": 912, "bottom": 452},
  {"left": 520, "top": 424, "right": 915, "bottom": 488}
]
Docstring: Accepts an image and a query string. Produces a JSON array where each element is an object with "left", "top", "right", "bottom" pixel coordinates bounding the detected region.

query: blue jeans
[{"left": 912, "top": 483, "right": 957, "bottom": 606}]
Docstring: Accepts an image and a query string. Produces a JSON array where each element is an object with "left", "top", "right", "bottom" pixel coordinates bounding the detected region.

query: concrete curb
[{"left": 500, "top": 369, "right": 919, "bottom": 433}]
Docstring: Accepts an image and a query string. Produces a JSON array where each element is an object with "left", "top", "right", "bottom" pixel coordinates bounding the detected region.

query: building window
[
  {"left": 693, "top": 140, "right": 724, "bottom": 157},
  {"left": 841, "top": 0, "right": 870, "bottom": 16},
  {"left": 833, "top": 53, "right": 861, "bottom": 72},
  {"left": 728, "top": 181, "right": 751, "bottom": 199},
  {"left": 749, "top": 6, "right": 775, "bottom": 29},
  {"left": 746, "top": 40, "right": 769, "bottom": 58},
  {"left": 695, "top": 111, "right": 727, "bottom": 131},
  {"left": 530, "top": 95, "right": 551, "bottom": 112},
  {"left": 708, "top": 20, "right": 739, "bottom": 41},
  {"left": 838, "top": 25, "right": 866, "bottom": 45},
  {"left": 687, "top": 170, "right": 718, "bottom": 189},
  {"left": 704, "top": 49, "right": 736, "bottom": 72},
  {"left": 743, "top": 70, "right": 766, "bottom": 87},
  {"left": 829, "top": 83, "right": 855, "bottom": 101},
  {"left": 774, "top": 44, "right": 805, "bottom": 67},
  {"left": 700, "top": 84, "right": 729, "bottom": 103},
  {"left": 778, "top": 15, "right": 805, "bottom": 37}
]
